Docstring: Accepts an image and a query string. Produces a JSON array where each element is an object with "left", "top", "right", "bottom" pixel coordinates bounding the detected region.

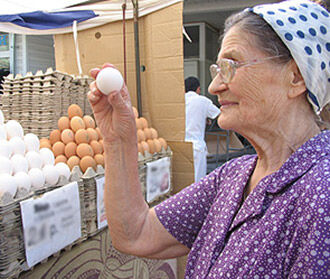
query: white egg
[
  {"left": 14, "top": 172, "right": 31, "bottom": 192},
  {"left": 0, "top": 173, "right": 17, "bottom": 197},
  {"left": 42, "top": 165, "right": 59, "bottom": 186},
  {"left": 39, "top": 148, "right": 55, "bottom": 166},
  {"left": 55, "top": 162, "right": 71, "bottom": 180},
  {"left": 25, "top": 151, "right": 43, "bottom": 170},
  {"left": 9, "top": 136, "right": 26, "bottom": 156},
  {"left": 28, "top": 168, "right": 45, "bottom": 189},
  {"left": 0, "top": 156, "right": 13, "bottom": 175},
  {"left": 96, "top": 67, "right": 124, "bottom": 95},
  {"left": 5, "top": 120, "right": 24, "bottom": 139},
  {"left": 0, "top": 110, "right": 4, "bottom": 125},
  {"left": 24, "top": 133, "right": 40, "bottom": 152},
  {"left": 11, "top": 154, "right": 28, "bottom": 174},
  {"left": 0, "top": 125, "right": 6, "bottom": 140},
  {"left": 0, "top": 139, "right": 12, "bottom": 158}
]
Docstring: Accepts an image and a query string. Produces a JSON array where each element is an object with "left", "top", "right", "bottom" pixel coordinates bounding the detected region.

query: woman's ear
[{"left": 287, "top": 60, "right": 307, "bottom": 99}]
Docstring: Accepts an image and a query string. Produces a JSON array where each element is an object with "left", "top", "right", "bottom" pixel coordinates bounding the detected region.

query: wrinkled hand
[{"left": 88, "top": 63, "right": 137, "bottom": 145}]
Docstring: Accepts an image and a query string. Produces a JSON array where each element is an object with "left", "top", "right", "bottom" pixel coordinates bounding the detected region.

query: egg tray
[
  {"left": 1, "top": 69, "right": 93, "bottom": 139},
  {"left": 0, "top": 172, "right": 88, "bottom": 279},
  {"left": 80, "top": 165, "right": 106, "bottom": 237}
]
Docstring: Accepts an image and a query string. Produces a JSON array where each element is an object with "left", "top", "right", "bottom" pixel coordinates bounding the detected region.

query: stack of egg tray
[
  {"left": 0, "top": 194, "right": 32, "bottom": 279},
  {"left": 81, "top": 165, "right": 105, "bottom": 237},
  {"left": 0, "top": 172, "right": 87, "bottom": 279},
  {"left": 0, "top": 69, "right": 93, "bottom": 138}
]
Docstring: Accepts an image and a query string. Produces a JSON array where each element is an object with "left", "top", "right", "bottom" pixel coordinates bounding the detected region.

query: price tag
[
  {"left": 20, "top": 182, "right": 81, "bottom": 268},
  {"left": 146, "top": 157, "right": 171, "bottom": 203},
  {"left": 95, "top": 176, "right": 107, "bottom": 230}
]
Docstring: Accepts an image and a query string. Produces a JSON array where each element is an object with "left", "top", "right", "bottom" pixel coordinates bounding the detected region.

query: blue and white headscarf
[{"left": 249, "top": 0, "right": 330, "bottom": 114}]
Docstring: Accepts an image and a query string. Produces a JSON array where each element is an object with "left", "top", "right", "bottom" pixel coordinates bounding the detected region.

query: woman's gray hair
[{"left": 222, "top": 10, "right": 292, "bottom": 64}]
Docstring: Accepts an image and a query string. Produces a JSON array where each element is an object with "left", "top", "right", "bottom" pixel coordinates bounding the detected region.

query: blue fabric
[{"left": 0, "top": 10, "right": 97, "bottom": 30}]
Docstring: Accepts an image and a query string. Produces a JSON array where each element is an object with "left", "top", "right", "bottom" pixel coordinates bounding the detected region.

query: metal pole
[{"left": 132, "top": 0, "right": 142, "bottom": 116}]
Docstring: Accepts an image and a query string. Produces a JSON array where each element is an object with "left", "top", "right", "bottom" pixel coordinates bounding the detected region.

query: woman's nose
[{"left": 208, "top": 75, "right": 227, "bottom": 95}]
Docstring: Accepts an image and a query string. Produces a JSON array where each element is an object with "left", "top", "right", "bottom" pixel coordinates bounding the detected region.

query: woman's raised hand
[{"left": 87, "top": 64, "right": 137, "bottom": 145}]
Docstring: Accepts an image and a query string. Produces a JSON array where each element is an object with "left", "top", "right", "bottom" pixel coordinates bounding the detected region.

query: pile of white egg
[{"left": 0, "top": 110, "right": 71, "bottom": 201}]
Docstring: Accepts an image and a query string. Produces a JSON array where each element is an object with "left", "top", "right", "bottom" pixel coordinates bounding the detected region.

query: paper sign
[
  {"left": 146, "top": 157, "right": 171, "bottom": 203},
  {"left": 20, "top": 182, "right": 81, "bottom": 268},
  {"left": 96, "top": 176, "right": 107, "bottom": 230}
]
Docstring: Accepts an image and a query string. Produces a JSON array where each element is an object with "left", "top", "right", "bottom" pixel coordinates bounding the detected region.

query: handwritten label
[
  {"left": 146, "top": 157, "right": 171, "bottom": 203},
  {"left": 96, "top": 176, "right": 107, "bottom": 230},
  {"left": 20, "top": 182, "right": 81, "bottom": 267}
]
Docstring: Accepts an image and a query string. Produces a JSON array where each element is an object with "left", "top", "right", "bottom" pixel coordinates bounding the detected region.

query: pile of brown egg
[
  {"left": 133, "top": 107, "right": 168, "bottom": 155},
  {"left": 40, "top": 104, "right": 104, "bottom": 173}
]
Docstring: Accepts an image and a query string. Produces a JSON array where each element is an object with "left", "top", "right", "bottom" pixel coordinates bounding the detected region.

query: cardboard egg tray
[
  {"left": 80, "top": 165, "right": 105, "bottom": 237},
  {"left": 0, "top": 69, "right": 93, "bottom": 138},
  {"left": 0, "top": 170, "right": 87, "bottom": 279}
]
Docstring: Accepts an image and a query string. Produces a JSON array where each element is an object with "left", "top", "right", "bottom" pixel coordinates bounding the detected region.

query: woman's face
[{"left": 208, "top": 26, "right": 290, "bottom": 135}]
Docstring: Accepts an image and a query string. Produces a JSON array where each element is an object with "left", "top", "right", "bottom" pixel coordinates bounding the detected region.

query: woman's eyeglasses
[{"left": 209, "top": 55, "right": 284, "bottom": 84}]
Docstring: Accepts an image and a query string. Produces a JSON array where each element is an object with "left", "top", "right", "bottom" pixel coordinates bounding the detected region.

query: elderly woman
[{"left": 88, "top": 0, "right": 329, "bottom": 277}]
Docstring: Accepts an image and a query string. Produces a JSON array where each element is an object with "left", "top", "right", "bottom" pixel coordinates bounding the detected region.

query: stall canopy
[{"left": 0, "top": 0, "right": 183, "bottom": 35}]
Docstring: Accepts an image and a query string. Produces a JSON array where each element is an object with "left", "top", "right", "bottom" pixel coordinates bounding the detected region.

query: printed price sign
[
  {"left": 20, "top": 182, "right": 81, "bottom": 268},
  {"left": 146, "top": 157, "right": 171, "bottom": 203},
  {"left": 96, "top": 176, "right": 107, "bottom": 230}
]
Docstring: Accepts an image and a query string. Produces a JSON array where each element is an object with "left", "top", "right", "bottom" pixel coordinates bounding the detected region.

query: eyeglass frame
[{"left": 209, "top": 55, "right": 284, "bottom": 84}]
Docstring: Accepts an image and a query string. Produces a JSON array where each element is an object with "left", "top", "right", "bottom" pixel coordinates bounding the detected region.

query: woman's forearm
[{"left": 103, "top": 140, "right": 149, "bottom": 251}]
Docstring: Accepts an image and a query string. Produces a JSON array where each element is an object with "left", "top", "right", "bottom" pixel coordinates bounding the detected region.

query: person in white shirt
[{"left": 184, "top": 77, "right": 220, "bottom": 182}]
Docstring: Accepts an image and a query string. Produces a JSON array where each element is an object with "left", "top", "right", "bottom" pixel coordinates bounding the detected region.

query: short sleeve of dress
[{"left": 154, "top": 163, "right": 228, "bottom": 248}]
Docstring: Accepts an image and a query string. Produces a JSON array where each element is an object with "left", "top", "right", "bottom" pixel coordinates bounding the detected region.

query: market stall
[{"left": 0, "top": 1, "right": 242, "bottom": 278}]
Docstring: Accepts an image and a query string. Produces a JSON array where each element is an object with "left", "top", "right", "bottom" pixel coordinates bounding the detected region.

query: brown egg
[
  {"left": 49, "top": 129, "right": 61, "bottom": 145},
  {"left": 40, "top": 139, "right": 52, "bottom": 149},
  {"left": 135, "top": 118, "right": 143, "bottom": 130},
  {"left": 90, "top": 140, "right": 102, "bottom": 155},
  {"left": 153, "top": 138, "right": 162, "bottom": 153},
  {"left": 98, "top": 139, "right": 104, "bottom": 153},
  {"left": 147, "top": 139, "right": 155, "bottom": 154},
  {"left": 61, "top": 129, "right": 74, "bottom": 144},
  {"left": 137, "top": 129, "right": 146, "bottom": 142},
  {"left": 83, "top": 115, "right": 96, "bottom": 129},
  {"left": 140, "top": 141, "right": 149, "bottom": 154},
  {"left": 40, "top": 137, "right": 49, "bottom": 143},
  {"left": 65, "top": 142, "right": 77, "bottom": 158},
  {"left": 138, "top": 142, "right": 143, "bottom": 154},
  {"left": 139, "top": 117, "right": 148, "bottom": 129},
  {"left": 70, "top": 116, "right": 85, "bottom": 132},
  {"left": 58, "top": 116, "right": 70, "bottom": 131},
  {"left": 68, "top": 104, "right": 83, "bottom": 119},
  {"left": 55, "top": 155, "right": 67, "bottom": 164},
  {"left": 87, "top": 128, "right": 99, "bottom": 141},
  {"left": 150, "top": 127, "right": 158, "bottom": 139},
  {"left": 94, "top": 154, "right": 104, "bottom": 167},
  {"left": 67, "top": 155, "right": 80, "bottom": 171},
  {"left": 75, "top": 129, "right": 90, "bottom": 144},
  {"left": 158, "top": 137, "right": 168, "bottom": 150},
  {"left": 143, "top": 128, "right": 152, "bottom": 140},
  {"left": 95, "top": 127, "right": 102, "bottom": 140},
  {"left": 132, "top": 106, "right": 139, "bottom": 118},
  {"left": 52, "top": 141, "right": 65, "bottom": 157},
  {"left": 76, "top": 143, "right": 94, "bottom": 158},
  {"left": 80, "top": 156, "right": 96, "bottom": 173}
]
